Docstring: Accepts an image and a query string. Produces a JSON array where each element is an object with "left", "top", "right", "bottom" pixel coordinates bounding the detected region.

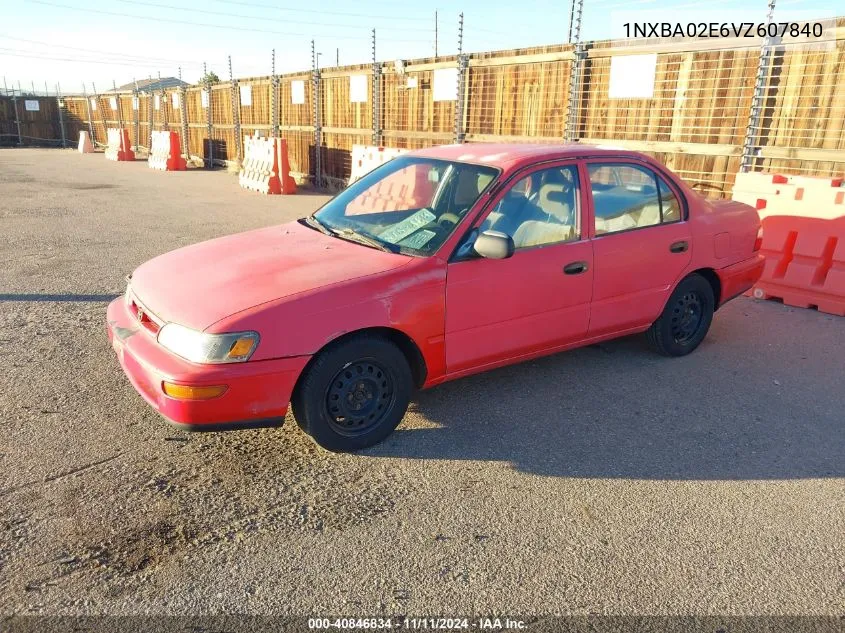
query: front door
[
  {"left": 445, "top": 162, "right": 594, "bottom": 375},
  {"left": 585, "top": 160, "right": 693, "bottom": 336}
]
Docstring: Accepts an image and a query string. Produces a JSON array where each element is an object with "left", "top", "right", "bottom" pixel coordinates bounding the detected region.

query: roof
[
  {"left": 109, "top": 77, "right": 190, "bottom": 93},
  {"left": 409, "top": 143, "right": 644, "bottom": 170}
]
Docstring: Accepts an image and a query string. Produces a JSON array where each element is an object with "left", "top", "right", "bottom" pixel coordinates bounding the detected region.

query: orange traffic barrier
[
  {"left": 751, "top": 215, "right": 845, "bottom": 317},
  {"left": 77, "top": 131, "right": 94, "bottom": 153},
  {"left": 733, "top": 172, "right": 844, "bottom": 220},
  {"left": 278, "top": 139, "right": 296, "bottom": 194},
  {"left": 104, "top": 128, "right": 135, "bottom": 162},
  {"left": 238, "top": 135, "right": 296, "bottom": 195},
  {"left": 148, "top": 130, "right": 186, "bottom": 171}
]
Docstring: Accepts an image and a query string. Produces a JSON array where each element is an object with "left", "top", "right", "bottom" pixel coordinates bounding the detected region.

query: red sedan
[{"left": 107, "top": 144, "right": 764, "bottom": 451}]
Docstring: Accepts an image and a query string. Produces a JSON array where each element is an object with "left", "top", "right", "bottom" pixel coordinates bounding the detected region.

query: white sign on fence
[
  {"left": 609, "top": 54, "right": 657, "bottom": 99},
  {"left": 201, "top": 89, "right": 209, "bottom": 108},
  {"left": 172, "top": 92, "right": 180, "bottom": 108},
  {"left": 154, "top": 94, "right": 161, "bottom": 110},
  {"left": 291, "top": 80, "right": 305, "bottom": 105},
  {"left": 90, "top": 98, "right": 97, "bottom": 109},
  {"left": 432, "top": 67, "right": 458, "bottom": 102},
  {"left": 407, "top": 77, "right": 418, "bottom": 89},
  {"left": 24, "top": 100, "right": 40, "bottom": 111},
  {"left": 109, "top": 97, "right": 118, "bottom": 111},
  {"left": 239, "top": 84, "right": 252, "bottom": 107},
  {"left": 349, "top": 75, "right": 368, "bottom": 103},
  {"left": 132, "top": 96, "right": 139, "bottom": 110}
]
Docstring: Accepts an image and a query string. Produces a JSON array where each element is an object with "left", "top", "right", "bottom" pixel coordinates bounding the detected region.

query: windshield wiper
[
  {"left": 335, "top": 228, "right": 399, "bottom": 253},
  {"left": 303, "top": 215, "right": 336, "bottom": 237}
]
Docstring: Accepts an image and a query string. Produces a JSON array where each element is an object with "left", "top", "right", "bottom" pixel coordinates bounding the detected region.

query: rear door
[
  {"left": 444, "top": 161, "right": 594, "bottom": 375},
  {"left": 585, "top": 160, "right": 692, "bottom": 336}
]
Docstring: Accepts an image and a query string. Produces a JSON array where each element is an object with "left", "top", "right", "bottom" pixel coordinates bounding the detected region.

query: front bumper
[
  {"left": 106, "top": 297, "right": 310, "bottom": 429},
  {"left": 717, "top": 253, "right": 765, "bottom": 306}
]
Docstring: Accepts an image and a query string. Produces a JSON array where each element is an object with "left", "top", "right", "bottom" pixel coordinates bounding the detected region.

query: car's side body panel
[{"left": 209, "top": 256, "right": 450, "bottom": 386}]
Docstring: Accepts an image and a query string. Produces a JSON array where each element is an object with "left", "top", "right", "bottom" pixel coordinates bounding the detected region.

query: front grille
[{"left": 128, "top": 293, "right": 162, "bottom": 335}]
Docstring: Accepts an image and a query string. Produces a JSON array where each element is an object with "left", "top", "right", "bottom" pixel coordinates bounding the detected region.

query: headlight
[{"left": 157, "top": 323, "right": 259, "bottom": 364}]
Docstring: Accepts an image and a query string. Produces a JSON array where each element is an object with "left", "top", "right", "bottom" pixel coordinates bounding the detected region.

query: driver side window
[{"left": 480, "top": 165, "right": 580, "bottom": 250}]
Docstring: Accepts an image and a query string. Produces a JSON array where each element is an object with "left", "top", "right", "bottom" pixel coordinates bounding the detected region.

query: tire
[
  {"left": 291, "top": 334, "right": 413, "bottom": 452},
  {"left": 646, "top": 273, "right": 715, "bottom": 357}
]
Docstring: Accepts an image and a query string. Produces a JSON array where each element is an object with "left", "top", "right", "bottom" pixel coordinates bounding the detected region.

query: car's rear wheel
[
  {"left": 291, "top": 334, "right": 413, "bottom": 452},
  {"left": 646, "top": 274, "right": 714, "bottom": 357}
]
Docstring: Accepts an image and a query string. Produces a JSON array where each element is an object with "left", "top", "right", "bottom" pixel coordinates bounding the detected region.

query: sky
[{"left": 0, "top": 0, "right": 839, "bottom": 94}]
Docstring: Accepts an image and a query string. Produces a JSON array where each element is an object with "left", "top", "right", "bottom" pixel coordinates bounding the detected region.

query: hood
[{"left": 130, "top": 220, "right": 411, "bottom": 331}]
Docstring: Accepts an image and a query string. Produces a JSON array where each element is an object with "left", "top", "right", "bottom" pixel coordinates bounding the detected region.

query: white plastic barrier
[
  {"left": 148, "top": 130, "right": 186, "bottom": 171},
  {"left": 349, "top": 145, "right": 408, "bottom": 185},
  {"left": 732, "top": 172, "right": 844, "bottom": 219},
  {"left": 238, "top": 135, "right": 296, "bottom": 195},
  {"left": 77, "top": 130, "right": 94, "bottom": 153}
]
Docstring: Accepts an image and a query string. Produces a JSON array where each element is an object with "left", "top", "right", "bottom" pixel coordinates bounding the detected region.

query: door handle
[
  {"left": 563, "top": 261, "right": 589, "bottom": 275},
  {"left": 670, "top": 240, "right": 689, "bottom": 254}
]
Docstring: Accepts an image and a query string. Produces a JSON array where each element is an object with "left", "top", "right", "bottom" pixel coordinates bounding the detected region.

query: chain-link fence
[{"left": 2, "top": 14, "right": 842, "bottom": 196}]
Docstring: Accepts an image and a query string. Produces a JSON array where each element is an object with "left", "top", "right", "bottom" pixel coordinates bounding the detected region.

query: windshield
[{"left": 312, "top": 156, "right": 499, "bottom": 256}]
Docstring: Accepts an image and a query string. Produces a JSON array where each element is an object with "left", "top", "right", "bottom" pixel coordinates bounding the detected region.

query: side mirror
[{"left": 473, "top": 230, "right": 514, "bottom": 260}]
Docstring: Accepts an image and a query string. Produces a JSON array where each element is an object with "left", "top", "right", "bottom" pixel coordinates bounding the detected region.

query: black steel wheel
[
  {"left": 670, "top": 290, "right": 704, "bottom": 345},
  {"left": 647, "top": 274, "right": 715, "bottom": 357},
  {"left": 291, "top": 334, "right": 413, "bottom": 452},
  {"left": 325, "top": 360, "right": 396, "bottom": 437}
]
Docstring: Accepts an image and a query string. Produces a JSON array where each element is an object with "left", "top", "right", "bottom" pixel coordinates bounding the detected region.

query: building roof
[{"left": 109, "top": 77, "right": 190, "bottom": 93}]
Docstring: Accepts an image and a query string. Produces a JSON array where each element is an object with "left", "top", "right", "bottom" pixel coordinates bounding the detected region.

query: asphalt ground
[{"left": 0, "top": 149, "right": 842, "bottom": 618}]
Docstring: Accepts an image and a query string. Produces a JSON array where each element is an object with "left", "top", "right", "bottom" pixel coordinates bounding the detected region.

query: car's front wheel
[
  {"left": 646, "top": 273, "right": 715, "bottom": 357},
  {"left": 291, "top": 334, "right": 413, "bottom": 452}
]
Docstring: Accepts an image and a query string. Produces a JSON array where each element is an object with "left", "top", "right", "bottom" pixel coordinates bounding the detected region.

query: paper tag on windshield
[
  {"left": 398, "top": 229, "right": 436, "bottom": 250},
  {"left": 378, "top": 209, "right": 436, "bottom": 244}
]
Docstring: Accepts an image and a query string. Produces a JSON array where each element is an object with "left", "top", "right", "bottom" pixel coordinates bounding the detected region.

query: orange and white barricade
[
  {"left": 733, "top": 172, "right": 844, "bottom": 220},
  {"left": 238, "top": 136, "right": 296, "bottom": 195},
  {"left": 349, "top": 145, "right": 408, "bottom": 185},
  {"left": 751, "top": 215, "right": 845, "bottom": 317},
  {"left": 104, "top": 128, "right": 135, "bottom": 162},
  {"left": 77, "top": 131, "right": 94, "bottom": 153},
  {"left": 148, "top": 130, "right": 186, "bottom": 171}
]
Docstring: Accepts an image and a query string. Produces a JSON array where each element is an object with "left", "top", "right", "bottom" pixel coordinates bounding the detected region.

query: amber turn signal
[{"left": 161, "top": 382, "right": 228, "bottom": 400}]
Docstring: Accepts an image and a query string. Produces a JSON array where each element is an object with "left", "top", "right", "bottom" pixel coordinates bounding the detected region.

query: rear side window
[{"left": 588, "top": 163, "right": 682, "bottom": 235}]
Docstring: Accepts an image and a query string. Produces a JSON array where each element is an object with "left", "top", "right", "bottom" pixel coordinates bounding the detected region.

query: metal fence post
[
  {"left": 56, "top": 83, "right": 66, "bottom": 148},
  {"left": 158, "top": 72, "right": 167, "bottom": 130},
  {"left": 454, "top": 13, "right": 469, "bottom": 144},
  {"left": 178, "top": 67, "right": 188, "bottom": 159},
  {"left": 371, "top": 29, "right": 382, "bottom": 146},
  {"left": 12, "top": 87, "right": 22, "bottom": 146},
  {"left": 147, "top": 84, "right": 154, "bottom": 151},
  {"left": 132, "top": 79, "right": 140, "bottom": 151},
  {"left": 179, "top": 87, "right": 189, "bottom": 160},
  {"left": 741, "top": 0, "right": 777, "bottom": 173},
  {"left": 229, "top": 55, "right": 242, "bottom": 167},
  {"left": 204, "top": 63, "right": 214, "bottom": 168},
  {"left": 312, "top": 40, "right": 322, "bottom": 188},
  {"left": 113, "top": 80, "right": 124, "bottom": 137},
  {"left": 92, "top": 82, "right": 107, "bottom": 142},
  {"left": 82, "top": 83, "right": 94, "bottom": 145},
  {"left": 455, "top": 55, "right": 469, "bottom": 144},
  {"left": 565, "top": 0, "right": 584, "bottom": 142},
  {"left": 271, "top": 49, "right": 279, "bottom": 138}
]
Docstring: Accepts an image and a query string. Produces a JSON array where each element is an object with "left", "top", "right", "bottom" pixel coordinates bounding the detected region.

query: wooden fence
[{"left": 2, "top": 16, "right": 842, "bottom": 198}]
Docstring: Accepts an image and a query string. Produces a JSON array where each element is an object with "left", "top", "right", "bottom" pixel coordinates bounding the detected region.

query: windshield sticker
[
  {"left": 398, "top": 229, "right": 437, "bottom": 250},
  {"left": 377, "top": 208, "right": 436, "bottom": 244}
]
